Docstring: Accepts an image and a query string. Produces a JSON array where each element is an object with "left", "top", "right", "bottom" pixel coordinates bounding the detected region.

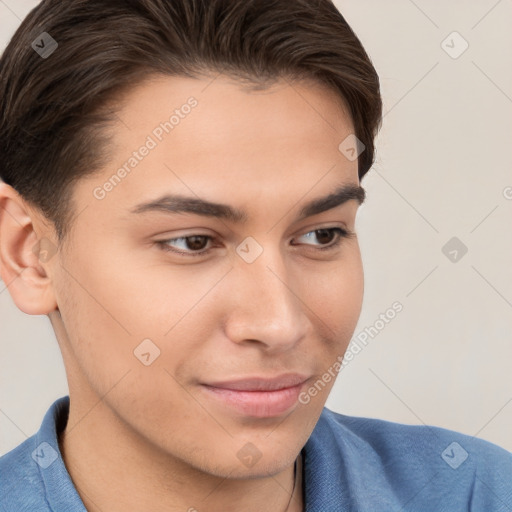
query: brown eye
[
  {"left": 156, "top": 234, "right": 215, "bottom": 257},
  {"left": 293, "top": 227, "right": 352, "bottom": 250},
  {"left": 183, "top": 235, "right": 209, "bottom": 251}
]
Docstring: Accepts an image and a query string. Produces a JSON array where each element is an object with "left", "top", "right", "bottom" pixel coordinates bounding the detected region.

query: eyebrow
[{"left": 129, "top": 182, "right": 365, "bottom": 224}]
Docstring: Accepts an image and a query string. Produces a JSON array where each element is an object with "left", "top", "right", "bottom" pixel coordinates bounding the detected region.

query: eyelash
[{"left": 155, "top": 227, "right": 355, "bottom": 258}]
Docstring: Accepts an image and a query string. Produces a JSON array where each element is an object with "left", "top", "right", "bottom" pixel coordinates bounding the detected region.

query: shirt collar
[{"left": 34, "top": 395, "right": 87, "bottom": 511}]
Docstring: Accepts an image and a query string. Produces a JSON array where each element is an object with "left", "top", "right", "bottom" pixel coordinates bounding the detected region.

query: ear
[{"left": 0, "top": 182, "right": 58, "bottom": 315}]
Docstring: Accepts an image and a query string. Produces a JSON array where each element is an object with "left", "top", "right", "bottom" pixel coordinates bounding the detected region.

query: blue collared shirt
[{"left": 1, "top": 395, "right": 511, "bottom": 511}]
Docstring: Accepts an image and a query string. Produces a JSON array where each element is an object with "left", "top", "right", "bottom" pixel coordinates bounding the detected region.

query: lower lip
[{"left": 201, "top": 383, "right": 304, "bottom": 418}]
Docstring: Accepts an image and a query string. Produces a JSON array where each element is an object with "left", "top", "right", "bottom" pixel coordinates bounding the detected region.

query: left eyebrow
[{"left": 129, "top": 182, "right": 365, "bottom": 224}]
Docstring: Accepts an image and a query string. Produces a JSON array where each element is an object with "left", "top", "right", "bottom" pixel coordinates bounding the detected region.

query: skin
[{"left": 0, "top": 74, "right": 365, "bottom": 512}]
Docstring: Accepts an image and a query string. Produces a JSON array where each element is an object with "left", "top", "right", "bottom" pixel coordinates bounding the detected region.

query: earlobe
[{"left": 0, "top": 183, "right": 58, "bottom": 315}]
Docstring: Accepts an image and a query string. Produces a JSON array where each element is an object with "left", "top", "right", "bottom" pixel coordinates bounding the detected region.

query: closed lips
[{"left": 202, "top": 374, "right": 310, "bottom": 391}]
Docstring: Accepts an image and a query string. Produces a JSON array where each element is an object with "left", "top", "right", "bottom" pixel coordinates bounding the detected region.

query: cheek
[
  {"left": 54, "top": 244, "right": 220, "bottom": 386},
  {"left": 58, "top": 237, "right": 204, "bottom": 334},
  {"left": 305, "top": 250, "right": 364, "bottom": 333}
]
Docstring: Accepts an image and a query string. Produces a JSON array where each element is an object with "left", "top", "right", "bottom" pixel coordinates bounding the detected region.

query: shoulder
[
  {"left": 0, "top": 435, "right": 50, "bottom": 512},
  {"left": 306, "top": 407, "right": 512, "bottom": 510},
  {"left": 320, "top": 407, "right": 512, "bottom": 462},
  {"left": 0, "top": 396, "right": 71, "bottom": 512}
]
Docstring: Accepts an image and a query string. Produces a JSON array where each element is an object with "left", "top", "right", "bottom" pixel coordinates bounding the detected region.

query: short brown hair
[{"left": 0, "top": 0, "right": 382, "bottom": 242}]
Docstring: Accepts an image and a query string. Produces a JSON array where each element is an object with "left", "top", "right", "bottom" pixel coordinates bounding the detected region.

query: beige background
[{"left": 1, "top": 0, "right": 511, "bottom": 455}]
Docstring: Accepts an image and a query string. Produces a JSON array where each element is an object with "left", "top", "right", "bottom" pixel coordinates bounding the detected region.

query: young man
[{"left": 0, "top": 0, "right": 510, "bottom": 511}]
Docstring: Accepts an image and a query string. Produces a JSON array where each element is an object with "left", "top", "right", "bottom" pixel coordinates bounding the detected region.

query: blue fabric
[{"left": 1, "top": 395, "right": 511, "bottom": 511}]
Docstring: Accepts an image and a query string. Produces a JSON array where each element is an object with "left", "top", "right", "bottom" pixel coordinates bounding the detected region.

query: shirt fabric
[{"left": 1, "top": 395, "right": 511, "bottom": 511}]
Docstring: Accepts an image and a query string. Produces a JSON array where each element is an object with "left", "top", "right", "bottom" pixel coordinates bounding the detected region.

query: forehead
[
  {"left": 120, "top": 72, "right": 350, "bottom": 115},
  {"left": 75, "top": 74, "right": 359, "bottom": 222},
  {"left": 111, "top": 72, "right": 354, "bottom": 151}
]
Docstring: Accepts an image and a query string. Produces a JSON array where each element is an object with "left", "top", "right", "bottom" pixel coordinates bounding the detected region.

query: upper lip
[{"left": 203, "top": 373, "right": 310, "bottom": 391}]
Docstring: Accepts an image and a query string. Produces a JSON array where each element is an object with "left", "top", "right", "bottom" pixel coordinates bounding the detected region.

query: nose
[{"left": 223, "top": 245, "right": 310, "bottom": 354}]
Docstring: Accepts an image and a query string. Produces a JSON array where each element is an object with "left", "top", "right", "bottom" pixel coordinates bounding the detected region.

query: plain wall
[{"left": 1, "top": 0, "right": 511, "bottom": 455}]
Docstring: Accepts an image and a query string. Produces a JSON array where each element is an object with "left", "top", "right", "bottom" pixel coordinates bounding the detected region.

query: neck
[{"left": 58, "top": 397, "right": 303, "bottom": 512}]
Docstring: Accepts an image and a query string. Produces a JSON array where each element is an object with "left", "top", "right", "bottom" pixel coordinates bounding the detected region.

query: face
[{"left": 33, "top": 74, "right": 364, "bottom": 477}]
